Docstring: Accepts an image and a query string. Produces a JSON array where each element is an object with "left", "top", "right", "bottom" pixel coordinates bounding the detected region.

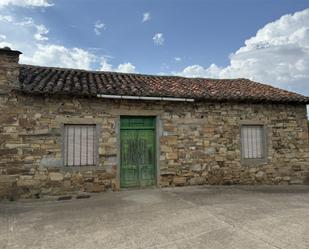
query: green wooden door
[{"left": 120, "top": 117, "right": 156, "bottom": 188}]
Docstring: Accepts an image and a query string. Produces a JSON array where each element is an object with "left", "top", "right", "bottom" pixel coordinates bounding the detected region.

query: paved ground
[{"left": 0, "top": 186, "right": 309, "bottom": 249}]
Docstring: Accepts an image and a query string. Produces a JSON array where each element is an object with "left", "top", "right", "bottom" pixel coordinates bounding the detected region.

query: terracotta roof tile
[{"left": 18, "top": 64, "right": 309, "bottom": 104}]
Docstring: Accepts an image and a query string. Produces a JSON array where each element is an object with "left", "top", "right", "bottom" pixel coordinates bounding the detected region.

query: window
[
  {"left": 63, "top": 124, "right": 97, "bottom": 166},
  {"left": 241, "top": 125, "right": 265, "bottom": 160}
]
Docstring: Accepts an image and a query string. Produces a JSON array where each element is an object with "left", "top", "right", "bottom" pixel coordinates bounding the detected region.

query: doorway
[{"left": 120, "top": 116, "right": 156, "bottom": 188}]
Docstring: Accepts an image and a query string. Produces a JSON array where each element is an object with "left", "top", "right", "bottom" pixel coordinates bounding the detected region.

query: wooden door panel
[
  {"left": 120, "top": 129, "right": 139, "bottom": 188},
  {"left": 120, "top": 117, "right": 156, "bottom": 188},
  {"left": 138, "top": 129, "right": 155, "bottom": 187}
]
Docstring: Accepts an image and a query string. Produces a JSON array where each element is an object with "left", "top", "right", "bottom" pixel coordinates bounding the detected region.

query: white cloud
[
  {"left": 94, "top": 20, "right": 106, "bottom": 35},
  {"left": 142, "top": 12, "right": 151, "bottom": 22},
  {"left": 176, "top": 8, "right": 309, "bottom": 96},
  {"left": 0, "top": 15, "right": 13, "bottom": 22},
  {"left": 3, "top": 16, "right": 50, "bottom": 41},
  {"left": 0, "top": 13, "right": 97, "bottom": 69},
  {"left": 153, "top": 33, "right": 164, "bottom": 45},
  {"left": 0, "top": 34, "right": 6, "bottom": 40},
  {"left": 21, "top": 44, "right": 96, "bottom": 70},
  {"left": 0, "top": 9, "right": 137, "bottom": 74},
  {"left": 174, "top": 57, "right": 181, "bottom": 62},
  {"left": 0, "top": 0, "right": 53, "bottom": 7},
  {"left": 179, "top": 64, "right": 222, "bottom": 78},
  {"left": 33, "top": 24, "right": 48, "bottom": 41},
  {"left": 117, "top": 63, "right": 136, "bottom": 73},
  {"left": 0, "top": 14, "right": 137, "bottom": 72},
  {"left": 0, "top": 8, "right": 136, "bottom": 75},
  {"left": 99, "top": 58, "right": 137, "bottom": 73},
  {"left": 99, "top": 57, "right": 113, "bottom": 71}
]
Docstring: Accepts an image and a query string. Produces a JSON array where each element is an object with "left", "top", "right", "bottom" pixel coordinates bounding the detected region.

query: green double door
[{"left": 120, "top": 116, "right": 156, "bottom": 188}]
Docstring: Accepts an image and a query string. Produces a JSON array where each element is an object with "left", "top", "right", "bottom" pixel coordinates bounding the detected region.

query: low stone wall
[
  {"left": 0, "top": 92, "right": 309, "bottom": 199},
  {"left": 0, "top": 169, "right": 116, "bottom": 199}
]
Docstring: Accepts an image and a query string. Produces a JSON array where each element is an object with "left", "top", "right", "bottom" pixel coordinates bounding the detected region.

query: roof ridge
[
  {"left": 19, "top": 64, "right": 254, "bottom": 82},
  {"left": 19, "top": 64, "right": 184, "bottom": 79}
]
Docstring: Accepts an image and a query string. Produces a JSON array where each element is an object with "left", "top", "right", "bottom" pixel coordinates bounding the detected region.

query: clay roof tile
[{"left": 17, "top": 64, "right": 309, "bottom": 104}]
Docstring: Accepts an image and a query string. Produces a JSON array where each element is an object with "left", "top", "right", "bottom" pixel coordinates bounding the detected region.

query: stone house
[{"left": 0, "top": 47, "right": 309, "bottom": 199}]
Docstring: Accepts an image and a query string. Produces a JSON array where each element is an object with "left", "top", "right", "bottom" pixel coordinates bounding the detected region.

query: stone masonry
[{"left": 0, "top": 48, "right": 308, "bottom": 199}]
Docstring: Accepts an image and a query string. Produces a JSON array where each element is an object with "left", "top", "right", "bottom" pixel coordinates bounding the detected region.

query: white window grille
[
  {"left": 241, "top": 125, "right": 265, "bottom": 159},
  {"left": 63, "top": 124, "right": 97, "bottom": 166}
]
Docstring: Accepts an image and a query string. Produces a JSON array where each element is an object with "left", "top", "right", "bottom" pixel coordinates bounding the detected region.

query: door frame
[{"left": 116, "top": 115, "right": 161, "bottom": 189}]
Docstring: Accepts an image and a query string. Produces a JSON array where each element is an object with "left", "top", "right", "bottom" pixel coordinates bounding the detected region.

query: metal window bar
[
  {"left": 86, "top": 126, "right": 88, "bottom": 165},
  {"left": 92, "top": 127, "right": 95, "bottom": 164},
  {"left": 66, "top": 125, "right": 69, "bottom": 165},
  {"left": 242, "top": 125, "right": 264, "bottom": 159},
  {"left": 64, "top": 124, "right": 97, "bottom": 166},
  {"left": 250, "top": 127, "right": 253, "bottom": 158},
  {"left": 73, "top": 126, "right": 75, "bottom": 165},
  {"left": 80, "top": 126, "right": 82, "bottom": 166}
]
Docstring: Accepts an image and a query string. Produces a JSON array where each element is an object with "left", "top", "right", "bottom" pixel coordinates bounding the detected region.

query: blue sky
[{"left": 0, "top": 0, "right": 309, "bottom": 97}]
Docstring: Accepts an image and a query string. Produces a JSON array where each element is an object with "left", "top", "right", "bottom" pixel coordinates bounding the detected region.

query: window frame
[
  {"left": 61, "top": 123, "right": 100, "bottom": 167},
  {"left": 240, "top": 122, "right": 268, "bottom": 165}
]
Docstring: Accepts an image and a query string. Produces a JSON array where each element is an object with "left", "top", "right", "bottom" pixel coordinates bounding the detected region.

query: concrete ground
[{"left": 0, "top": 186, "right": 309, "bottom": 249}]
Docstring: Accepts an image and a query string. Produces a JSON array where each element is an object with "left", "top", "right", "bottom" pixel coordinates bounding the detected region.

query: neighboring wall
[{"left": 0, "top": 92, "right": 308, "bottom": 198}]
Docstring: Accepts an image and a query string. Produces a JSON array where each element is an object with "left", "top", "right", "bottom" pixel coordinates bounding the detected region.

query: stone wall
[
  {"left": 0, "top": 49, "right": 20, "bottom": 95},
  {"left": 0, "top": 91, "right": 308, "bottom": 199},
  {"left": 159, "top": 101, "right": 309, "bottom": 187},
  {"left": 0, "top": 94, "right": 119, "bottom": 198}
]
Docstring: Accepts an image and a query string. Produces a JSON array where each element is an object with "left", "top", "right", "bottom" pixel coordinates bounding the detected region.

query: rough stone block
[
  {"left": 40, "top": 158, "right": 62, "bottom": 167},
  {"left": 166, "top": 153, "right": 178, "bottom": 160},
  {"left": 255, "top": 171, "right": 265, "bottom": 182},
  {"left": 190, "top": 164, "right": 202, "bottom": 172},
  {"left": 173, "top": 176, "right": 186, "bottom": 186},
  {"left": 0, "top": 175, "right": 17, "bottom": 183},
  {"left": 189, "top": 177, "right": 206, "bottom": 185},
  {"left": 164, "top": 136, "right": 177, "bottom": 145},
  {"left": 205, "top": 147, "right": 215, "bottom": 155},
  {"left": 91, "top": 183, "right": 105, "bottom": 193},
  {"left": 63, "top": 180, "right": 71, "bottom": 190},
  {"left": 17, "top": 178, "right": 39, "bottom": 187},
  {"left": 49, "top": 172, "right": 64, "bottom": 181},
  {"left": 161, "top": 182, "right": 170, "bottom": 188},
  {"left": 34, "top": 172, "right": 48, "bottom": 181}
]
